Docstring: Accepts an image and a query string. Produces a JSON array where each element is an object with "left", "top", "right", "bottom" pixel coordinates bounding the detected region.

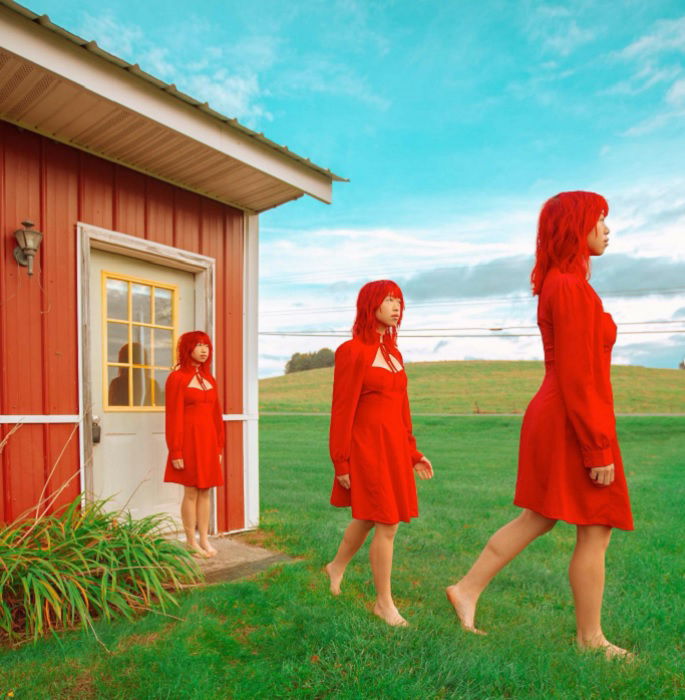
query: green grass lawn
[
  {"left": 2, "top": 416, "right": 684, "bottom": 698},
  {"left": 260, "top": 361, "right": 685, "bottom": 414}
]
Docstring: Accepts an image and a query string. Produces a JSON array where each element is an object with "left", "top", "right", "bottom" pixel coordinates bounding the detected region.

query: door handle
[{"left": 92, "top": 416, "right": 102, "bottom": 444}]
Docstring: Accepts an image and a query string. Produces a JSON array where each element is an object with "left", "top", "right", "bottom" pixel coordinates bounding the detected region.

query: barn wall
[{"left": 0, "top": 122, "right": 245, "bottom": 530}]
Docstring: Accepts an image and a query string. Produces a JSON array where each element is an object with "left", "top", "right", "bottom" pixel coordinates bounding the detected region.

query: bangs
[
  {"left": 379, "top": 281, "right": 404, "bottom": 307},
  {"left": 193, "top": 331, "right": 212, "bottom": 347}
]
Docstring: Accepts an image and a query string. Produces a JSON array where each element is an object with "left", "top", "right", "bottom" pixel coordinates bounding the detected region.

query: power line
[
  {"left": 259, "top": 286, "right": 685, "bottom": 317},
  {"left": 260, "top": 320, "right": 685, "bottom": 334},
  {"left": 259, "top": 329, "right": 685, "bottom": 338},
  {"left": 268, "top": 319, "right": 685, "bottom": 332}
]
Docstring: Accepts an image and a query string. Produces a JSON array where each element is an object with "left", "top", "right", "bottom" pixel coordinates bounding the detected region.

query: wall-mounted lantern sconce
[{"left": 13, "top": 220, "right": 43, "bottom": 276}]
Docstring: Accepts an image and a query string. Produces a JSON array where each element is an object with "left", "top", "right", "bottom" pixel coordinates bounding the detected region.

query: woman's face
[
  {"left": 375, "top": 295, "right": 402, "bottom": 329},
  {"left": 191, "top": 342, "right": 210, "bottom": 364},
  {"left": 587, "top": 214, "right": 610, "bottom": 256}
]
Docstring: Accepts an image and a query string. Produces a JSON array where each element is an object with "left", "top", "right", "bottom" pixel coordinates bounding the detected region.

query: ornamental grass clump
[{"left": 0, "top": 497, "right": 201, "bottom": 644}]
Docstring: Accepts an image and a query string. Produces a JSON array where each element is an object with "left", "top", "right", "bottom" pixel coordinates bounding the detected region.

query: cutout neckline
[
  {"left": 187, "top": 372, "right": 211, "bottom": 391},
  {"left": 371, "top": 346, "right": 403, "bottom": 373}
]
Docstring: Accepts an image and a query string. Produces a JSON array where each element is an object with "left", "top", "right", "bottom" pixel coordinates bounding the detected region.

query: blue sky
[{"left": 26, "top": 0, "right": 685, "bottom": 375}]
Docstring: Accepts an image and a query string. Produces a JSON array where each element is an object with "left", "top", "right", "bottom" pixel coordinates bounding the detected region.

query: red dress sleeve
[
  {"left": 165, "top": 371, "right": 186, "bottom": 460},
  {"left": 551, "top": 274, "right": 615, "bottom": 468},
  {"left": 212, "top": 379, "right": 225, "bottom": 453},
  {"left": 394, "top": 348, "right": 423, "bottom": 464},
  {"left": 329, "top": 340, "right": 366, "bottom": 476},
  {"left": 402, "top": 390, "right": 423, "bottom": 465}
]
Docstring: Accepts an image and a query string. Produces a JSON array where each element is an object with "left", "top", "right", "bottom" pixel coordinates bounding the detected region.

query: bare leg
[
  {"left": 181, "top": 487, "right": 206, "bottom": 556},
  {"left": 370, "top": 523, "right": 407, "bottom": 627},
  {"left": 197, "top": 488, "right": 216, "bottom": 557},
  {"left": 571, "top": 525, "right": 631, "bottom": 659},
  {"left": 446, "top": 509, "right": 556, "bottom": 633},
  {"left": 326, "top": 519, "right": 374, "bottom": 594}
]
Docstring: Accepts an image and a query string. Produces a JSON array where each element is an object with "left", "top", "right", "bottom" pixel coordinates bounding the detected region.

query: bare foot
[
  {"left": 186, "top": 542, "right": 210, "bottom": 559},
  {"left": 373, "top": 601, "right": 409, "bottom": 627},
  {"left": 199, "top": 541, "right": 218, "bottom": 557},
  {"left": 446, "top": 583, "right": 486, "bottom": 635},
  {"left": 325, "top": 562, "right": 344, "bottom": 595},
  {"left": 578, "top": 636, "right": 634, "bottom": 661}
]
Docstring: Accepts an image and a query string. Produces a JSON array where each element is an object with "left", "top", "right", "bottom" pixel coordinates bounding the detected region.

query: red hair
[
  {"left": 175, "top": 330, "right": 214, "bottom": 379},
  {"left": 531, "top": 191, "right": 609, "bottom": 296},
  {"left": 352, "top": 280, "right": 404, "bottom": 346}
]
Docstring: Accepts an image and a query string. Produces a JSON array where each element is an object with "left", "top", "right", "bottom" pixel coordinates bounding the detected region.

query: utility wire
[
  {"left": 260, "top": 329, "right": 685, "bottom": 338},
  {"left": 260, "top": 286, "right": 685, "bottom": 316},
  {"left": 266, "top": 319, "right": 685, "bottom": 333}
]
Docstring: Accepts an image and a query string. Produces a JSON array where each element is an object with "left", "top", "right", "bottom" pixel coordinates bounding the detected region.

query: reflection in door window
[{"left": 103, "top": 272, "right": 177, "bottom": 410}]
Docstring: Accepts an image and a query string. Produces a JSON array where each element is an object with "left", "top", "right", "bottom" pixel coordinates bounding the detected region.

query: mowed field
[
  {"left": 260, "top": 360, "right": 685, "bottom": 414},
  {"left": 2, "top": 415, "right": 684, "bottom": 698}
]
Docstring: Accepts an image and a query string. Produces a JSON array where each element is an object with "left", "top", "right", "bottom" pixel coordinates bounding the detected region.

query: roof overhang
[{"left": 0, "top": 1, "right": 345, "bottom": 212}]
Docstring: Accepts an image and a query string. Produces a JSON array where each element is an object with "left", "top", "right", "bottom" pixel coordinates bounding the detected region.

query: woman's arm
[
  {"left": 551, "top": 275, "right": 615, "bottom": 467},
  {"left": 165, "top": 371, "right": 186, "bottom": 460},
  {"left": 329, "top": 341, "right": 366, "bottom": 476},
  {"left": 212, "top": 377, "right": 225, "bottom": 454},
  {"left": 401, "top": 389, "right": 424, "bottom": 465}
]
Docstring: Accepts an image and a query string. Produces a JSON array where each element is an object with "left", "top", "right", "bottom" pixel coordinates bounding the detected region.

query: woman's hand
[
  {"left": 414, "top": 456, "right": 434, "bottom": 480},
  {"left": 336, "top": 474, "right": 351, "bottom": 489},
  {"left": 589, "top": 463, "right": 614, "bottom": 486},
  {"left": 172, "top": 459, "right": 184, "bottom": 470}
]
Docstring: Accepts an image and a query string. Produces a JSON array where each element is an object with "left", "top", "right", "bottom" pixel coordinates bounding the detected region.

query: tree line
[{"left": 285, "top": 348, "right": 335, "bottom": 374}]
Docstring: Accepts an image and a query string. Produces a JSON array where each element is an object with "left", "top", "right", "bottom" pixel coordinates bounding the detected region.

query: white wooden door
[{"left": 89, "top": 248, "right": 195, "bottom": 523}]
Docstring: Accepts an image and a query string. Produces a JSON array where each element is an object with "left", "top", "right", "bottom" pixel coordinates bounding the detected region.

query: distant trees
[
  {"left": 679, "top": 357, "right": 685, "bottom": 370},
  {"left": 285, "top": 348, "right": 335, "bottom": 374}
]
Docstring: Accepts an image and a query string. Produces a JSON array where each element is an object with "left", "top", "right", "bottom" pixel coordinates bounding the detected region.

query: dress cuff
[
  {"left": 333, "top": 458, "right": 350, "bottom": 476},
  {"left": 169, "top": 449, "right": 183, "bottom": 460},
  {"left": 411, "top": 450, "right": 424, "bottom": 465},
  {"left": 582, "top": 446, "right": 614, "bottom": 468}
]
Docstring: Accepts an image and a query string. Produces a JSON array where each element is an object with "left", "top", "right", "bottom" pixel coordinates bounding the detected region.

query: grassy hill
[{"left": 260, "top": 360, "right": 685, "bottom": 414}]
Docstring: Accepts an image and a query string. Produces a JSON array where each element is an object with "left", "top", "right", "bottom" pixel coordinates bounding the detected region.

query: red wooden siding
[{"left": 0, "top": 122, "right": 244, "bottom": 530}]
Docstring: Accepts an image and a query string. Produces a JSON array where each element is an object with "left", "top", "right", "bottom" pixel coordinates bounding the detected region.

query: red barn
[{"left": 0, "top": 1, "right": 342, "bottom": 532}]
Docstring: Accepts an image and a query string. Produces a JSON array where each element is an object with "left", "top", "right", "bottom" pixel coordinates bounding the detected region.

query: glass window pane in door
[
  {"left": 131, "top": 283, "right": 152, "bottom": 324},
  {"left": 107, "top": 322, "right": 129, "bottom": 364},
  {"left": 154, "top": 288, "right": 173, "bottom": 326},
  {"left": 153, "top": 328, "right": 174, "bottom": 369},
  {"left": 131, "top": 326, "right": 151, "bottom": 366},
  {"left": 131, "top": 367, "right": 153, "bottom": 406},
  {"left": 107, "top": 365, "right": 129, "bottom": 406},
  {"left": 154, "top": 369, "right": 169, "bottom": 405},
  {"left": 106, "top": 278, "right": 128, "bottom": 320}
]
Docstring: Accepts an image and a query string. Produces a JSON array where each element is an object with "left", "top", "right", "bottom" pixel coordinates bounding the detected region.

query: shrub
[{"left": 0, "top": 497, "right": 201, "bottom": 644}]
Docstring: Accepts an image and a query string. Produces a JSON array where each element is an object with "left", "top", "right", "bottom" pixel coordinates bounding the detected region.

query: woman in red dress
[
  {"left": 325, "top": 280, "right": 434, "bottom": 626},
  {"left": 164, "top": 331, "right": 224, "bottom": 558},
  {"left": 446, "top": 191, "right": 633, "bottom": 658}
]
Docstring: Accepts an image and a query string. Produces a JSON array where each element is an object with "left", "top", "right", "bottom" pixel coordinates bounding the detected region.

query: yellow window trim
[{"left": 102, "top": 270, "right": 178, "bottom": 412}]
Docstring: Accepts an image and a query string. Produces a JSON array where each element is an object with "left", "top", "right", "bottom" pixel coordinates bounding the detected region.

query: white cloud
[
  {"left": 181, "top": 72, "right": 272, "bottom": 125},
  {"left": 277, "top": 58, "right": 390, "bottom": 110},
  {"left": 542, "top": 20, "right": 594, "bottom": 56},
  {"left": 80, "top": 12, "right": 143, "bottom": 57},
  {"left": 78, "top": 12, "right": 270, "bottom": 125},
  {"left": 524, "top": 4, "right": 594, "bottom": 56},
  {"left": 616, "top": 16, "right": 685, "bottom": 61},
  {"left": 610, "top": 16, "right": 685, "bottom": 135},
  {"left": 601, "top": 62, "right": 682, "bottom": 96},
  {"left": 622, "top": 108, "right": 685, "bottom": 136},
  {"left": 666, "top": 78, "right": 685, "bottom": 105}
]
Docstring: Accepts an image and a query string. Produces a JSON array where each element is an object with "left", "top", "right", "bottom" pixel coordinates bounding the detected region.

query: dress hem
[
  {"left": 164, "top": 476, "right": 224, "bottom": 489},
  {"left": 513, "top": 499, "right": 634, "bottom": 531},
  {"left": 330, "top": 503, "right": 417, "bottom": 525}
]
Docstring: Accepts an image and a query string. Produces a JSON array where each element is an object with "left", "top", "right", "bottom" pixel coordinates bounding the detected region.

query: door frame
[{"left": 77, "top": 223, "right": 216, "bottom": 525}]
